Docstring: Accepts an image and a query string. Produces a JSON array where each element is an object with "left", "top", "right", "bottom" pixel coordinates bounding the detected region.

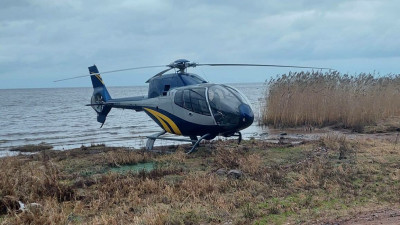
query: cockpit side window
[
  {"left": 183, "top": 90, "right": 192, "bottom": 111},
  {"left": 174, "top": 88, "right": 211, "bottom": 116},
  {"left": 174, "top": 90, "right": 184, "bottom": 107}
]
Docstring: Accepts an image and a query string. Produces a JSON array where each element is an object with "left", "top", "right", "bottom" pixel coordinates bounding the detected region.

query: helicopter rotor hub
[{"left": 168, "top": 59, "right": 197, "bottom": 72}]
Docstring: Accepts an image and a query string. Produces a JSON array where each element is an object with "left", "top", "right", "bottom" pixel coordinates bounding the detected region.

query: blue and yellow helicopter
[{"left": 58, "top": 59, "right": 329, "bottom": 153}]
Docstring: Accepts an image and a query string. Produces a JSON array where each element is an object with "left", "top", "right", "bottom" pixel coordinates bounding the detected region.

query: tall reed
[{"left": 262, "top": 71, "right": 400, "bottom": 130}]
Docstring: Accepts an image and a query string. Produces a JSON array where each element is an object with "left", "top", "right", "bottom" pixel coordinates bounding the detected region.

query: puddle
[
  {"left": 109, "top": 162, "right": 155, "bottom": 174},
  {"left": 0, "top": 150, "right": 36, "bottom": 158}
]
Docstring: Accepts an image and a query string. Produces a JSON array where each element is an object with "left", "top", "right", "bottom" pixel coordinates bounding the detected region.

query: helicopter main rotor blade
[
  {"left": 145, "top": 68, "right": 174, "bottom": 83},
  {"left": 54, "top": 65, "right": 167, "bottom": 82},
  {"left": 196, "top": 63, "right": 333, "bottom": 70}
]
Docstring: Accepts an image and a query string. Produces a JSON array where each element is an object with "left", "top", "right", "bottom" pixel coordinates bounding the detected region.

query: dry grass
[
  {"left": 0, "top": 138, "right": 399, "bottom": 224},
  {"left": 262, "top": 71, "right": 400, "bottom": 132}
]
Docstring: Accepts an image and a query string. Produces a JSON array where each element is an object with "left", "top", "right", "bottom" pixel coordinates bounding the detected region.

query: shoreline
[{"left": 3, "top": 126, "right": 399, "bottom": 156}]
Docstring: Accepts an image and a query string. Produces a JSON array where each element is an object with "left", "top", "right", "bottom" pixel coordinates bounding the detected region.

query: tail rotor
[{"left": 88, "top": 65, "right": 112, "bottom": 127}]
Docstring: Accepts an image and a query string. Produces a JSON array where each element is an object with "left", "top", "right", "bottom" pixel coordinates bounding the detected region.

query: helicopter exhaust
[{"left": 88, "top": 65, "right": 112, "bottom": 126}]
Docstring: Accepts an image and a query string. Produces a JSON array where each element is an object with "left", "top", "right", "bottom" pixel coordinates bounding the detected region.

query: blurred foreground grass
[{"left": 1, "top": 136, "right": 399, "bottom": 224}]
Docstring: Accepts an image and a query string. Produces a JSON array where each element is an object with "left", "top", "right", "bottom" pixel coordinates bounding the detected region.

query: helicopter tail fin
[{"left": 89, "top": 65, "right": 112, "bottom": 125}]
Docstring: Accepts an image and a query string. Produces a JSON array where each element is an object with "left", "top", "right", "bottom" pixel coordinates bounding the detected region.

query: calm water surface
[{"left": 0, "top": 83, "right": 268, "bottom": 156}]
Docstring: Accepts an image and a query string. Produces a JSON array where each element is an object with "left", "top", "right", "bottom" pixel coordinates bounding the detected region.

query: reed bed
[{"left": 262, "top": 71, "right": 400, "bottom": 131}]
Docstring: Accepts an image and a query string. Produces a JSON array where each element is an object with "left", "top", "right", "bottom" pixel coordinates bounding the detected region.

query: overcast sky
[{"left": 1, "top": 0, "right": 400, "bottom": 89}]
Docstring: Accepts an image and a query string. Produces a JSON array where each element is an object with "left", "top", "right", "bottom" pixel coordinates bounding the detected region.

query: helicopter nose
[{"left": 238, "top": 104, "right": 254, "bottom": 129}]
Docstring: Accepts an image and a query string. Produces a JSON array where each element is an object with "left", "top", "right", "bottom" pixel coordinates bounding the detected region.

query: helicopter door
[{"left": 174, "top": 88, "right": 211, "bottom": 116}]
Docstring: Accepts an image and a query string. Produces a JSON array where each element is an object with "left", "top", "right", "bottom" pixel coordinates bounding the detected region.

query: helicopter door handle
[{"left": 188, "top": 112, "right": 193, "bottom": 116}]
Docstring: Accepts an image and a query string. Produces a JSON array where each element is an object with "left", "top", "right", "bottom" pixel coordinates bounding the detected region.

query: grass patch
[
  {"left": 109, "top": 162, "right": 155, "bottom": 174},
  {"left": 0, "top": 137, "right": 399, "bottom": 224}
]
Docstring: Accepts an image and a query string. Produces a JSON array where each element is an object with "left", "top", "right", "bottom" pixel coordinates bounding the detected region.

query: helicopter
[{"left": 57, "top": 59, "right": 330, "bottom": 153}]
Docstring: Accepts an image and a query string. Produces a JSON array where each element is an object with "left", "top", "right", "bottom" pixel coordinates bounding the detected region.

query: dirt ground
[
  {"left": 259, "top": 128, "right": 400, "bottom": 225},
  {"left": 264, "top": 127, "right": 400, "bottom": 145},
  {"left": 325, "top": 208, "right": 400, "bottom": 225}
]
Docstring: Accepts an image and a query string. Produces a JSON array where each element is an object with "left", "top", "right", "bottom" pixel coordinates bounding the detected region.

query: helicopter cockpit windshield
[
  {"left": 174, "top": 84, "right": 253, "bottom": 131},
  {"left": 208, "top": 85, "right": 251, "bottom": 127}
]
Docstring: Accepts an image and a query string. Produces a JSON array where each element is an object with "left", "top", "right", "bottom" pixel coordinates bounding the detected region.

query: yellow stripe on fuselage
[
  {"left": 154, "top": 114, "right": 172, "bottom": 133},
  {"left": 144, "top": 108, "right": 182, "bottom": 135}
]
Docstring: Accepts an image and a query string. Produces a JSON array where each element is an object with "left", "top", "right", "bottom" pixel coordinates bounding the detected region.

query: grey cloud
[{"left": 1, "top": 0, "right": 400, "bottom": 88}]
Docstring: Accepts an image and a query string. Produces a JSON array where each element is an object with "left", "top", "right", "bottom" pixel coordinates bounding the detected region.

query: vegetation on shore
[
  {"left": 262, "top": 72, "right": 400, "bottom": 132},
  {"left": 9, "top": 142, "right": 53, "bottom": 152},
  {"left": 1, "top": 135, "right": 399, "bottom": 224}
]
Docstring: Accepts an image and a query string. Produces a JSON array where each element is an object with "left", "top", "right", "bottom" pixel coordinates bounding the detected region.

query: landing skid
[
  {"left": 232, "top": 131, "right": 242, "bottom": 144},
  {"left": 186, "top": 133, "right": 211, "bottom": 154},
  {"left": 145, "top": 131, "right": 243, "bottom": 154},
  {"left": 145, "top": 131, "right": 166, "bottom": 150},
  {"left": 146, "top": 131, "right": 198, "bottom": 154}
]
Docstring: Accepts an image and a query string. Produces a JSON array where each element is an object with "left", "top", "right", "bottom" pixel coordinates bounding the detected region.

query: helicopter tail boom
[{"left": 89, "top": 65, "right": 112, "bottom": 125}]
